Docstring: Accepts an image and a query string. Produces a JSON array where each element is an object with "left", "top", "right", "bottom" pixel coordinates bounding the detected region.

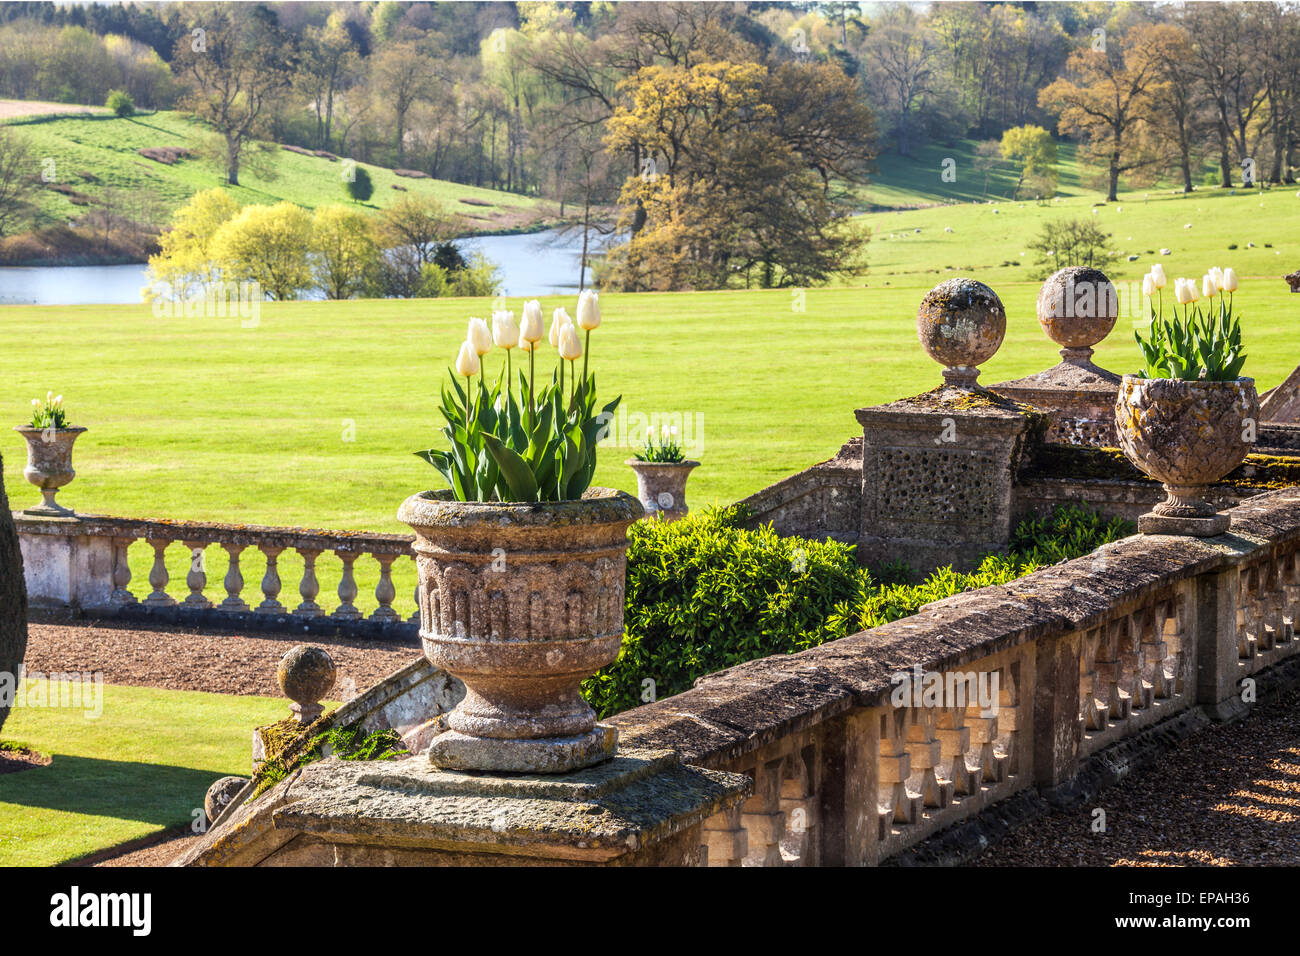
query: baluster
[
  {"left": 220, "top": 543, "right": 249, "bottom": 611},
  {"left": 143, "top": 538, "right": 176, "bottom": 607},
  {"left": 701, "top": 806, "right": 747, "bottom": 867},
  {"left": 964, "top": 705, "right": 1006, "bottom": 784},
  {"left": 295, "top": 548, "right": 323, "bottom": 617},
  {"left": 741, "top": 757, "right": 786, "bottom": 866},
  {"left": 778, "top": 757, "right": 818, "bottom": 867},
  {"left": 906, "top": 709, "right": 952, "bottom": 809},
  {"left": 878, "top": 715, "right": 919, "bottom": 831},
  {"left": 256, "top": 545, "right": 285, "bottom": 614},
  {"left": 371, "top": 553, "right": 399, "bottom": 622},
  {"left": 334, "top": 551, "right": 361, "bottom": 620},
  {"left": 181, "top": 539, "right": 212, "bottom": 608},
  {"left": 109, "top": 537, "right": 136, "bottom": 605},
  {"left": 936, "top": 707, "right": 978, "bottom": 798}
]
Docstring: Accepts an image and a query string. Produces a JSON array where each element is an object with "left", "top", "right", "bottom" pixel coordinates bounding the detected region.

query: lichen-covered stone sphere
[
  {"left": 916, "top": 278, "right": 1006, "bottom": 369},
  {"left": 1037, "top": 267, "right": 1118, "bottom": 350},
  {"left": 277, "top": 644, "right": 336, "bottom": 706}
]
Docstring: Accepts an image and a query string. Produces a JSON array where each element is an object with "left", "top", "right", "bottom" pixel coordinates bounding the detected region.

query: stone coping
[
  {"left": 611, "top": 487, "right": 1300, "bottom": 769},
  {"left": 991, "top": 358, "right": 1121, "bottom": 394},
  {"left": 178, "top": 747, "right": 751, "bottom": 865},
  {"left": 11, "top": 512, "right": 414, "bottom": 554}
]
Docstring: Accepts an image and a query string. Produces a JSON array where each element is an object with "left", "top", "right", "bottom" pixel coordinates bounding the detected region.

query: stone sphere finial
[
  {"left": 1036, "top": 266, "right": 1118, "bottom": 365},
  {"left": 916, "top": 278, "right": 1006, "bottom": 388},
  {"left": 277, "top": 644, "right": 336, "bottom": 724}
]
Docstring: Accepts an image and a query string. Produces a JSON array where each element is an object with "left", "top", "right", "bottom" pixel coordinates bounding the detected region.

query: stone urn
[
  {"left": 397, "top": 487, "right": 643, "bottom": 773},
  {"left": 13, "top": 426, "right": 87, "bottom": 516},
  {"left": 1114, "top": 376, "right": 1259, "bottom": 536},
  {"left": 626, "top": 458, "right": 699, "bottom": 522}
]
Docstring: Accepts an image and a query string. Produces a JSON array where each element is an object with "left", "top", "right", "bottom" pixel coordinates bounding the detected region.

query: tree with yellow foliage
[
  {"left": 311, "top": 205, "right": 382, "bottom": 300},
  {"left": 143, "top": 188, "right": 240, "bottom": 303},
  {"left": 210, "top": 202, "right": 313, "bottom": 301}
]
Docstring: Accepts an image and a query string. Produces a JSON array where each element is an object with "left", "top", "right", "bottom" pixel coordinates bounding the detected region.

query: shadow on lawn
[{"left": 0, "top": 753, "right": 221, "bottom": 823}]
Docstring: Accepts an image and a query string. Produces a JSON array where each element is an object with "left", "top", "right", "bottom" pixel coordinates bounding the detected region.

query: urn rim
[
  {"left": 13, "top": 425, "right": 87, "bottom": 436},
  {"left": 624, "top": 458, "right": 701, "bottom": 469},
  {"left": 398, "top": 485, "right": 643, "bottom": 530}
]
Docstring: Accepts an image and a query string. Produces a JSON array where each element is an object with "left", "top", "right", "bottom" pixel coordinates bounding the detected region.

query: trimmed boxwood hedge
[{"left": 582, "top": 504, "right": 1133, "bottom": 718}]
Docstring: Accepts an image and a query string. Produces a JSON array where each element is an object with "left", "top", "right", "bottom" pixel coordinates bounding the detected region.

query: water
[{"left": 0, "top": 226, "right": 600, "bottom": 306}]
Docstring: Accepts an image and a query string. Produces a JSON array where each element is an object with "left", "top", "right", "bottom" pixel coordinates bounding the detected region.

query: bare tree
[{"left": 0, "top": 127, "right": 33, "bottom": 238}]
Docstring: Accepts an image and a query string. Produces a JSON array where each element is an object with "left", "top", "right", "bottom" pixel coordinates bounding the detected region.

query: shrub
[
  {"left": 344, "top": 166, "right": 374, "bottom": 203},
  {"left": 106, "top": 89, "right": 135, "bottom": 117},
  {"left": 583, "top": 504, "right": 1134, "bottom": 718},
  {"left": 1030, "top": 218, "right": 1116, "bottom": 279}
]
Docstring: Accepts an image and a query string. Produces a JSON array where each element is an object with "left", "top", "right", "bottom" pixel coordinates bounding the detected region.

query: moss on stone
[{"left": 1022, "top": 444, "right": 1300, "bottom": 489}]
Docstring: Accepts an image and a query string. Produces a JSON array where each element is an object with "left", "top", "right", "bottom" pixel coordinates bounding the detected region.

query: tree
[
  {"left": 311, "top": 204, "right": 380, "bottom": 300},
  {"left": 0, "top": 453, "right": 27, "bottom": 738},
  {"left": 1138, "top": 22, "right": 1211, "bottom": 195},
  {"left": 0, "top": 127, "right": 33, "bottom": 238},
  {"left": 344, "top": 165, "right": 373, "bottom": 203},
  {"left": 172, "top": 6, "right": 295, "bottom": 185},
  {"left": 861, "top": 5, "right": 947, "bottom": 157},
  {"left": 295, "top": 14, "right": 360, "bottom": 150},
  {"left": 375, "top": 195, "right": 463, "bottom": 267},
  {"left": 1030, "top": 218, "right": 1116, "bottom": 278},
  {"left": 604, "top": 61, "right": 868, "bottom": 291},
  {"left": 1039, "top": 25, "right": 1167, "bottom": 201},
  {"left": 106, "top": 88, "right": 134, "bottom": 116},
  {"left": 372, "top": 37, "right": 444, "bottom": 164},
  {"left": 210, "top": 201, "right": 313, "bottom": 301},
  {"left": 1000, "top": 125, "right": 1057, "bottom": 199},
  {"left": 144, "top": 188, "right": 240, "bottom": 301}
]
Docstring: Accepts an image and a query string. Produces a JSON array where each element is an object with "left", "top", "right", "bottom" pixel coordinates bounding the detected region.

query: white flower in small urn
[{"left": 14, "top": 392, "right": 86, "bottom": 517}]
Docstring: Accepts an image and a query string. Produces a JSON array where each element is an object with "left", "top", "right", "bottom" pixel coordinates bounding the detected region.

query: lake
[{"left": 0, "top": 226, "right": 600, "bottom": 306}]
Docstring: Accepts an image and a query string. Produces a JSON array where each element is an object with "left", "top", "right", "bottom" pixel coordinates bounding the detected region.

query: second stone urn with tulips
[
  {"left": 400, "top": 290, "right": 644, "bottom": 773},
  {"left": 1116, "top": 263, "right": 1258, "bottom": 536}
]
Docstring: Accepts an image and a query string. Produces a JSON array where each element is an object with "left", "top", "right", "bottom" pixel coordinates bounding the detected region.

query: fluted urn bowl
[
  {"left": 13, "top": 426, "right": 87, "bottom": 516},
  {"left": 1114, "top": 376, "right": 1258, "bottom": 532},
  {"left": 626, "top": 459, "right": 699, "bottom": 523},
  {"left": 397, "top": 487, "right": 643, "bottom": 773}
]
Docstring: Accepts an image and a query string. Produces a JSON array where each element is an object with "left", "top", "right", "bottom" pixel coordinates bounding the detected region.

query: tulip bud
[
  {"left": 31, "top": 398, "right": 38, "bottom": 406},
  {"left": 1142, "top": 274, "right": 1155, "bottom": 297},
  {"left": 549, "top": 307, "right": 573, "bottom": 348},
  {"left": 1150, "top": 263, "right": 1167, "bottom": 289},
  {"left": 1222, "top": 267, "right": 1238, "bottom": 292},
  {"left": 467, "top": 317, "right": 492, "bottom": 356},
  {"left": 1174, "top": 278, "right": 1190, "bottom": 304},
  {"left": 1209, "top": 266, "right": 1224, "bottom": 290},
  {"left": 558, "top": 323, "right": 582, "bottom": 361},
  {"left": 1202, "top": 275, "right": 1217, "bottom": 299},
  {"left": 54, "top": 395, "right": 63, "bottom": 406},
  {"left": 1185, "top": 278, "right": 1200, "bottom": 303},
  {"left": 492, "top": 310, "right": 518, "bottom": 349},
  {"left": 576, "top": 290, "right": 601, "bottom": 330},
  {"left": 455, "top": 340, "right": 481, "bottom": 378},
  {"left": 520, "top": 300, "right": 544, "bottom": 343}
]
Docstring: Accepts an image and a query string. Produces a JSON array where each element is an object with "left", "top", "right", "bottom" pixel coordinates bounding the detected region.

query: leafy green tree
[
  {"left": 0, "top": 127, "right": 33, "bottom": 238},
  {"left": 211, "top": 201, "right": 313, "bottom": 301},
  {"left": 343, "top": 166, "right": 373, "bottom": 203},
  {"left": 106, "top": 89, "right": 135, "bottom": 116},
  {"left": 1000, "top": 124, "right": 1057, "bottom": 199},
  {"left": 144, "top": 188, "right": 240, "bottom": 301},
  {"left": 311, "top": 204, "right": 380, "bottom": 299},
  {"left": 1030, "top": 218, "right": 1116, "bottom": 278}
]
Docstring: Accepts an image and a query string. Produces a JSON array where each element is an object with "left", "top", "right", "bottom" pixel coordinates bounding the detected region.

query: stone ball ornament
[
  {"left": 1036, "top": 266, "right": 1118, "bottom": 361},
  {"left": 277, "top": 644, "right": 337, "bottom": 724},
  {"left": 916, "top": 278, "right": 1006, "bottom": 387}
]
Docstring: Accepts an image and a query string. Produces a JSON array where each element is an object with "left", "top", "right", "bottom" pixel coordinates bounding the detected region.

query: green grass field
[
  {"left": 0, "top": 109, "right": 547, "bottom": 233},
  {"left": 0, "top": 682, "right": 285, "bottom": 866}
]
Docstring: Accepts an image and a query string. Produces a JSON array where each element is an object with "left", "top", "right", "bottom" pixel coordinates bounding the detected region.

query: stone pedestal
[
  {"left": 856, "top": 387, "right": 1042, "bottom": 573},
  {"left": 175, "top": 748, "right": 750, "bottom": 867},
  {"left": 991, "top": 357, "right": 1120, "bottom": 446},
  {"left": 14, "top": 515, "right": 115, "bottom": 609}
]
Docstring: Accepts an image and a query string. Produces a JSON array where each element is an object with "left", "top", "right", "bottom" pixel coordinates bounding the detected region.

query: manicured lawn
[
  {"left": 0, "top": 682, "right": 285, "bottom": 866},
  {"left": 0, "top": 110, "right": 546, "bottom": 232}
]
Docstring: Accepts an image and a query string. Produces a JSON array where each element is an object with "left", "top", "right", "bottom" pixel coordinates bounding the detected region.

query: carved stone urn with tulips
[
  {"left": 1116, "top": 265, "right": 1258, "bottom": 536},
  {"left": 401, "top": 291, "right": 645, "bottom": 773},
  {"left": 15, "top": 392, "right": 84, "bottom": 517}
]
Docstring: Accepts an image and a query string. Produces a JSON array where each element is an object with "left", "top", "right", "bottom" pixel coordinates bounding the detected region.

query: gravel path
[
  {"left": 977, "top": 684, "right": 1300, "bottom": 866},
  {"left": 23, "top": 619, "right": 420, "bottom": 699}
]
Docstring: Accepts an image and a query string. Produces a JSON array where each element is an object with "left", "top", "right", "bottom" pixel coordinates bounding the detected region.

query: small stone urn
[
  {"left": 916, "top": 278, "right": 1006, "bottom": 388},
  {"left": 13, "top": 426, "right": 87, "bottom": 516},
  {"left": 625, "top": 458, "right": 699, "bottom": 522},
  {"left": 1114, "top": 376, "right": 1259, "bottom": 536},
  {"left": 397, "top": 487, "right": 643, "bottom": 773}
]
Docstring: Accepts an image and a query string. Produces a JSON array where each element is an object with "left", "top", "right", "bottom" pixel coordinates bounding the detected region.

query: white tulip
[
  {"left": 558, "top": 323, "right": 582, "bottom": 361},
  {"left": 1174, "top": 278, "right": 1192, "bottom": 304},
  {"left": 1142, "top": 274, "right": 1155, "bottom": 297},
  {"left": 53, "top": 395, "right": 63, "bottom": 406},
  {"left": 549, "top": 307, "right": 573, "bottom": 348},
  {"left": 46, "top": 390, "right": 53, "bottom": 402},
  {"left": 31, "top": 398, "right": 38, "bottom": 406},
  {"left": 520, "top": 299, "right": 544, "bottom": 344},
  {"left": 1222, "top": 267, "right": 1238, "bottom": 292},
  {"left": 1208, "top": 266, "right": 1224, "bottom": 290},
  {"left": 492, "top": 311, "right": 518, "bottom": 349},
  {"left": 467, "top": 317, "right": 492, "bottom": 356},
  {"left": 576, "top": 290, "right": 601, "bottom": 330},
  {"left": 1150, "top": 264, "right": 1167, "bottom": 289},
  {"left": 455, "top": 340, "right": 480, "bottom": 378}
]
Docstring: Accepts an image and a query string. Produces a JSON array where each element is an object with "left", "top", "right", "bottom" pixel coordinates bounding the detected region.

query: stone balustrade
[
  {"left": 604, "top": 486, "right": 1300, "bottom": 866},
  {"left": 14, "top": 513, "right": 418, "bottom": 637}
]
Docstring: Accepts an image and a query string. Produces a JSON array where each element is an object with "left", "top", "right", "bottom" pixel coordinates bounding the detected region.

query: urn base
[
  {"left": 1138, "top": 512, "right": 1230, "bottom": 537},
  {"left": 23, "top": 490, "right": 76, "bottom": 517},
  {"left": 428, "top": 724, "right": 617, "bottom": 774}
]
